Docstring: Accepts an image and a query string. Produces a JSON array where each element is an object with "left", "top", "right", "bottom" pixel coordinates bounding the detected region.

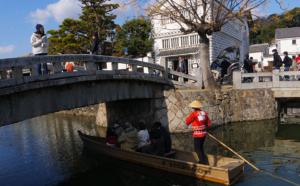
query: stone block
[
  {"left": 161, "top": 99, "right": 167, "bottom": 108},
  {"left": 167, "top": 110, "right": 176, "bottom": 121},
  {"left": 154, "top": 110, "right": 163, "bottom": 121},
  {"left": 154, "top": 90, "right": 163, "bottom": 98},
  {"left": 239, "top": 91, "right": 246, "bottom": 98},
  {"left": 160, "top": 116, "right": 169, "bottom": 128},
  {"left": 175, "top": 109, "right": 183, "bottom": 118},
  {"left": 154, "top": 99, "right": 163, "bottom": 108},
  {"left": 168, "top": 94, "right": 177, "bottom": 104},
  {"left": 182, "top": 107, "right": 190, "bottom": 115},
  {"left": 170, "top": 104, "right": 179, "bottom": 114}
]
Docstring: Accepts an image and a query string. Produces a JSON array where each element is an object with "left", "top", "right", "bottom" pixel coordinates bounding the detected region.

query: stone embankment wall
[
  {"left": 160, "top": 88, "right": 277, "bottom": 132},
  {"left": 95, "top": 88, "right": 277, "bottom": 132},
  {"left": 61, "top": 89, "right": 277, "bottom": 133},
  {"left": 58, "top": 104, "right": 99, "bottom": 117}
]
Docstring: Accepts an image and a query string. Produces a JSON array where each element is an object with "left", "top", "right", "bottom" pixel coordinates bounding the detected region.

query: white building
[
  {"left": 276, "top": 27, "right": 300, "bottom": 58},
  {"left": 151, "top": 2, "right": 250, "bottom": 76},
  {"left": 249, "top": 27, "right": 300, "bottom": 72},
  {"left": 249, "top": 43, "right": 269, "bottom": 71}
]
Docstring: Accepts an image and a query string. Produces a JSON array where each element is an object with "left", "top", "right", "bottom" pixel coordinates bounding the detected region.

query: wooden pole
[
  {"left": 207, "top": 133, "right": 259, "bottom": 171},
  {"left": 207, "top": 132, "right": 300, "bottom": 186}
]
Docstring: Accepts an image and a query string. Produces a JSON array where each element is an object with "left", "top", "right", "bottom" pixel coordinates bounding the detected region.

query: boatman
[{"left": 186, "top": 100, "right": 210, "bottom": 164}]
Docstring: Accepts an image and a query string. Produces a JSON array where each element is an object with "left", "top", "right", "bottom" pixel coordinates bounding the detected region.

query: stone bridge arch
[{"left": 0, "top": 55, "right": 200, "bottom": 126}]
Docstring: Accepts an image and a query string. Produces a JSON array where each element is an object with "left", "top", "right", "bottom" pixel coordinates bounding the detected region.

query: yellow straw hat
[{"left": 189, "top": 100, "right": 203, "bottom": 108}]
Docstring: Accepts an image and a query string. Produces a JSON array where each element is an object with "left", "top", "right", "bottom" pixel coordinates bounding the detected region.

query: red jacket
[
  {"left": 296, "top": 57, "right": 300, "bottom": 63},
  {"left": 186, "top": 110, "right": 210, "bottom": 137},
  {"left": 106, "top": 136, "right": 117, "bottom": 145}
]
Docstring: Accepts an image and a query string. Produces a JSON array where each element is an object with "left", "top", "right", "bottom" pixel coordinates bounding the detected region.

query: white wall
[
  {"left": 277, "top": 38, "right": 300, "bottom": 55},
  {"left": 249, "top": 52, "right": 263, "bottom": 69}
]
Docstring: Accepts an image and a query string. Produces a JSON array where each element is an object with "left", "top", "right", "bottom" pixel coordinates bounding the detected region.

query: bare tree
[{"left": 142, "top": 0, "right": 271, "bottom": 89}]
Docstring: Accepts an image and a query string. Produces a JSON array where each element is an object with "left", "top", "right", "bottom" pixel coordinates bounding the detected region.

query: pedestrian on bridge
[
  {"left": 91, "top": 32, "right": 105, "bottom": 70},
  {"left": 30, "top": 24, "right": 49, "bottom": 75},
  {"left": 186, "top": 100, "right": 210, "bottom": 164},
  {"left": 282, "top": 51, "right": 292, "bottom": 81}
]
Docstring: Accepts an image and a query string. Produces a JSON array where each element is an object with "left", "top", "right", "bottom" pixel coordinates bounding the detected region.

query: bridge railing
[
  {"left": 233, "top": 70, "right": 300, "bottom": 89},
  {"left": 0, "top": 55, "right": 200, "bottom": 89}
]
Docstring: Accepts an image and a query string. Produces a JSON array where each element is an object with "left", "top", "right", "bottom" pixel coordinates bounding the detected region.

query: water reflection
[{"left": 0, "top": 114, "right": 299, "bottom": 186}]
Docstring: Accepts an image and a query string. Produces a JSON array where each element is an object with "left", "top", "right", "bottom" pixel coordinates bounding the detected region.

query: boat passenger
[
  {"left": 106, "top": 127, "right": 117, "bottom": 147},
  {"left": 153, "top": 122, "right": 173, "bottom": 154},
  {"left": 146, "top": 125, "right": 165, "bottom": 156},
  {"left": 118, "top": 122, "right": 138, "bottom": 152},
  {"left": 113, "top": 123, "right": 123, "bottom": 140},
  {"left": 137, "top": 122, "right": 150, "bottom": 149},
  {"left": 186, "top": 100, "right": 211, "bottom": 164}
]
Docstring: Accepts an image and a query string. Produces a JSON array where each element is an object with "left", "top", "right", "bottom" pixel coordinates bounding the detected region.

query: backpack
[
  {"left": 287, "top": 57, "right": 293, "bottom": 66},
  {"left": 97, "top": 41, "right": 105, "bottom": 55}
]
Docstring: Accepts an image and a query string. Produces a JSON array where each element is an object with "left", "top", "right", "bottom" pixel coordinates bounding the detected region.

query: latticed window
[
  {"left": 171, "top": 38, "right": 179, "bottom": 48},
  {"left": 181, "top": 36, "right": 189, "bottom": 47},
  {"left": 190, "top": 35, "right": 199, "bottom": 45},
  {"left": 162, "top": 39, "right": 170, "bottom": 49}
]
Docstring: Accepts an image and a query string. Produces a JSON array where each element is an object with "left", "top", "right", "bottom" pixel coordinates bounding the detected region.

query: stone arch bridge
[{"left": 0, "top": 55, "right": 201, "bottom": 126}]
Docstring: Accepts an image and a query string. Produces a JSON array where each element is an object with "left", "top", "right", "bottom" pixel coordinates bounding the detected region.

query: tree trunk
[{"left": 199, "top": 32, "right": 220, "bottom": 90}]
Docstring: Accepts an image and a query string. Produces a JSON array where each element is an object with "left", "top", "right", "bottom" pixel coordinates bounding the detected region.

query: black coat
[
  {"left": 176, "top": 60, "right": 187, "bottom": 73},
  {"left": 244, "top": 59, "right": 253, "bottom": 73},
  {"left": 91, "top": 38, "right": 101, "bottom": 54},
  {"left": 273, "top": 52, "right": 282, "bottom": 67},
  {"left": 283, "top": 56, "right": 291, "bottom": 67},
  {"left": 220, "top": 60, "right": 230, "bottom": 74}
]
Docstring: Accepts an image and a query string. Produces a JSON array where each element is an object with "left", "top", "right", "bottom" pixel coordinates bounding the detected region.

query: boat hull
[{"left": 78, "top": 131, "right": 244, "bottom": 185}]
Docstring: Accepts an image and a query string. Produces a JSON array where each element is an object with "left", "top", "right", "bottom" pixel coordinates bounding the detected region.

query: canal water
[{"left": 0, "top": 114, "right": 299, "bottom": 186}]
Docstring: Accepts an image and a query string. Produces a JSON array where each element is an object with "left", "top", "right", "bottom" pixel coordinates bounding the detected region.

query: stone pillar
[
  {"left": 160, "top": 57, "right": 168, "bottom": 80},
  {"left": 95, "top": 103, "right": 108, "bottom": 127},
  {"left": 30, "top": 64, "right": 38, "bottom": 76},
  {"left": 233, "top": 71, "right": 241, "bottom": 89},
  {"left": 0, "top": 70, "right": 7, "bottom": 79},
  {"left": 112, "top": 62, "right": 118, "bottom": 71},
  {"left": 53, "top": 62, "right": 62, "bottom": 74},
  {"left": 272, "top": 69, "right": 279, "bottom": 88},
  {"left": 12, "top": 66, "right": 24, "bottom": 84}
]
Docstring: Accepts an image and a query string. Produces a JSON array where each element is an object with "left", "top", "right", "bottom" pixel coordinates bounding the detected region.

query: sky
[{"left": 0, "top": 0, "right": 299, "bottom": 59}]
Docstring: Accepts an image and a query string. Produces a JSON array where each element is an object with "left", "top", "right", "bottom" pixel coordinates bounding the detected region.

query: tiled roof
[
  {"left": 249, "top": 44, "right": 269, "bottom": 53},
  {"left": 157, "top": 47, "right": 200, "bottom": 57},
  {"left": 276, "top": 27, "right": 300, "bottom": 39}
]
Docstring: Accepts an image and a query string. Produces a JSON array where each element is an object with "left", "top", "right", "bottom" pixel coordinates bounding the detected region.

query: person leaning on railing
[{"left": 30, "top": 24, "right": 49, "bottom": 75}]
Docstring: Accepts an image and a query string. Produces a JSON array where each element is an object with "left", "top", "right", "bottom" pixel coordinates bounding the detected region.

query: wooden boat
[{"left": 78, "top": 131, "right": 244, "bottom": 185}]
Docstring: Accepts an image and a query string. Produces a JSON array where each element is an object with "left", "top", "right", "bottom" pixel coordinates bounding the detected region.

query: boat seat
[
  {"left": 220, "top": 161, "right": 241, "bottom": 169},
  {"left": 163, "top": 150, "right": 176, "bottom": 157}
]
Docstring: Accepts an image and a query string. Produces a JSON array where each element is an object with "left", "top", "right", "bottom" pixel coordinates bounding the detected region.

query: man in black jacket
[
  {"left": 244, "top": 54, "right": 253, "bottom": 73},
  {"left": 272, "top": 49, "right": 282, "bottom": 69},
  {"left": 91, "top": 32, "right": 103, "bottom": 70},
  {"left": 283, "top": 51, "right": 292, "bottom": 81},
  {"left": 272, "top": 49, "right": 283, "bottom": 80}
]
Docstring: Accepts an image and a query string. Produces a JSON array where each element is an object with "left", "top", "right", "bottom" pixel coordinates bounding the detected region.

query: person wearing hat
[
  {"left": 186, "top": 100, "right": 211, "bottom": 164},
  {"left": 30, "top": 24, "right": 49, "bottom": 75}
]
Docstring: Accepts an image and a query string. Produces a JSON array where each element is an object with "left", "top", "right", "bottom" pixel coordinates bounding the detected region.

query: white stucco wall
[{"left": 277, "top": 37, "right": 300, "bottom": 55}]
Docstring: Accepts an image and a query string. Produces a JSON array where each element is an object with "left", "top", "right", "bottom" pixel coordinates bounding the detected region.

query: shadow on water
[{"left": 57, "top": 152, "right": 222, "bottom": 186}]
